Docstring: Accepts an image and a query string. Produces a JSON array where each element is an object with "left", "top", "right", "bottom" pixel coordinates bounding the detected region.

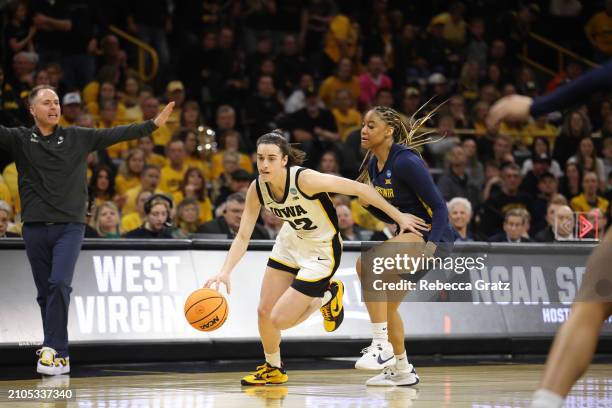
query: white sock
[
  {"left": 265, "top": 350, "right": 281, "bottom": 368},
  {"left": 321, "top": 290, "right": 332, "bottom": 306},
  {"left": 395, "top": 351, "right": 409, "bottom": 370},
  {"left": 530, "top": 389, "right": 564, "bottom": 408},
  {"left": 372, "top": 322, "right": 388, "bottom": 343}
]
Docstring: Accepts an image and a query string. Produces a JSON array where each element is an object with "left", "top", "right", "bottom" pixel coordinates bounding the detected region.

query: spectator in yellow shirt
[
  {"left": 172, "top": 167, "right": 213, "bottom": 224},
  {"left": 458, "top": 60, "right": 480, "bottom": 103},
  {"left": 331, "top": 89, "right": 361, "bottom": 142},
  {"left": 115, "top": 149, "right": 145, "bottom": 196},
  {"left": 173, "top": 128, "right": 212, "bottom": 180},
  {"left": 58, "top": 92, "right": 83, "bottom": 127},
  {"left": 159, "top": 139, "right": 188, "bottom": 194},
  {"left": 120, "top": 74, "right": 144, "bottom": 123},
  {"left": 525, "top": 115, "right": 558, "bottom": 148},
  {"left": 570, "top": 171, "right": 609, "bottom": 213},
  {"left": 122, "top": 165, "right": 163, "bottom": 216},
  {"left": 137, "top": 134, "right": 167, "bottom": 168},
  {"left": 212, "top": 151, "right": 241, "bottom": 204},
  {"left": 141, "top": 96, "right": 171, "bottom": 150},
  {"left": 322, "top": 11, "right": 359, "bottom": 76},
  {"left": 173, "top": 197, "right": 201, "bottom": 238},
  {"left": 332, "top": 193, "right": 384, "bottom": 233},
  {"left": 0, "top": 177, "right": 13, "bottom": 211},
  {"left": 585, "top": 0, "right": 612, "bottom": 57},
  {"left": 1, "top": 163, "right": 18, "bottom": 215},
  {"left": 319, "top": 57, "right": 361, "bottom": 108},
  {"left": 87, "top": 81, "right": 128, "bottom": 123},
  {"left": 82, "top": 64, "right": 120, "bottom": 105},
  {"left": 163, "top": 80, "right": 185, "bottom": 135},
  {"left": 94, "top": 99, "right": 129, "bottom": 160},
  {"left": 180, "top": 101, "right": 205, "bottom": 132},
  {"left": 211, "top": 130, "right": 254, "bottom": 181},
  {"left": 471, "top": 100, "right": 490, "bottom": 137},
  {"left": 429, "top": 2, "right": 467, "bottom": 47},
  {"left": 121, "top": 190, "right": 152, "bottom": 234},
  {"left": 499, "top": 118, "right": 530, "bottom": 146}
]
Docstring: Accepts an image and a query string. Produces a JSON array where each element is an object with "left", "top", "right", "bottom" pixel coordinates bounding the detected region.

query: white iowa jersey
[{"left": 256, "top": 166, "right": 339, "bottom": 242}]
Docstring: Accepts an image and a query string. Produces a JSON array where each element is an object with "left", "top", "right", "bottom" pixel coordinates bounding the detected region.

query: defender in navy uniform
[
  {"left": 354, "top": 106, "right": 457, "bottom": 386},
  {"left": 205, "top": 130, "right": 426, "bottom": 386}
]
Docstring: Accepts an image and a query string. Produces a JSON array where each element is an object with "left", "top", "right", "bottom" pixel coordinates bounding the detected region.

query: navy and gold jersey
[
  {"left": 368, "top": 143, "right": 454, "bottom": 242},
  {"left": 256, "top": 166, "right": 339, "bottom": 242}
]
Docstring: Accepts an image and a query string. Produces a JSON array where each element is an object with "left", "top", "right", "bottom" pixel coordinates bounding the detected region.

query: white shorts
[{"left": 267, "top": 223, "right": 342, "bottom": 297}]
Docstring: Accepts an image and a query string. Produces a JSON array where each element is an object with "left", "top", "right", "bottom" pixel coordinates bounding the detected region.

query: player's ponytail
[
  {"left": 357, "top": 104, "right": 443, "bottom": 184},
  {"left": 257, "top": 129, "right": 306, "bottom": 166}
]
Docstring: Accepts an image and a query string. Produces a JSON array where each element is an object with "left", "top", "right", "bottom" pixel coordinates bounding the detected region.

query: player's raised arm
[
  {"left": 298, "top": 169, "right": 429, "bottom": 236},
  {"left": 487, "top": 95, "right": 533, "bottom": 126},
  {"left": 204, "top": 181, "right": 261, "bottom": 294},
  {"left": 488, "top": 60, "right": 612, "bottom": 126}
]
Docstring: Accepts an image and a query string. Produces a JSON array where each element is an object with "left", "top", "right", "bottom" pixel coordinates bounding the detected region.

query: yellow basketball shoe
[
  {"left": 241, "top": 362, "right": 288, "bottom": 386},
  {"left": 36, "top": 347, "right": 70, "bottom": 375},
  {"left": 320, "top": 279, "right": 344, "bottom": 332}
]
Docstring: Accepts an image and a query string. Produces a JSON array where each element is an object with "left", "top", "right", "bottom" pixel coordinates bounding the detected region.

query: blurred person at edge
[{"left": 0, "top": 200, "right": 19, "bottom": 237}]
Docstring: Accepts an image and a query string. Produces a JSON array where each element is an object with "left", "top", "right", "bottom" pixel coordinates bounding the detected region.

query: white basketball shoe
[
  {"left": 366, "top": 364, "right": 420, "bottom": 387},
  {"left": 355, "top": 341, "right": 396, "bottom": 370}
]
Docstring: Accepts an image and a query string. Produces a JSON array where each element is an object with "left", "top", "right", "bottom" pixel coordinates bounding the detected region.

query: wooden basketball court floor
[{"left": 0, "top": 361, "right": 610, "bottom": 407}]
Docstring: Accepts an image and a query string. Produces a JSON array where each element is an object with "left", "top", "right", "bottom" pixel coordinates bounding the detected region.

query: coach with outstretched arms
[{"left": 0, "top": 85, "right": 174, "bottom": 375}]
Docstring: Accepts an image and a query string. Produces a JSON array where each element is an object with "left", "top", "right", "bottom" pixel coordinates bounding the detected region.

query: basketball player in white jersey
[{"left": 205, "top": 130, "right": 428, "bottom": 386}]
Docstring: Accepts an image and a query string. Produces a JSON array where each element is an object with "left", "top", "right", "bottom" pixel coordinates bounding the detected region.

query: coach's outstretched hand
[
  {"left": 205, "top": 271, "right": 231, "bottom": 295},
  {"left": 153, "top": 101, "right": 175, "bottom": 127},
  {"left": 487, "top": 95, "right": 532, "bottom": 127},
  {"left": 397, "top": 213, "right": 430, "bottom": 237}
]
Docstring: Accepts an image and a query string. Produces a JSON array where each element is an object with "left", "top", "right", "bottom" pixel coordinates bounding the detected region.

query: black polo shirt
[{"left": 0, "top": 120, "right": 157, "bottom": 223}]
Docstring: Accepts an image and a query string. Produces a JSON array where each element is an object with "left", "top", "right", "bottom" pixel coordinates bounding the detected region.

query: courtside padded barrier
[{"left": 0, "top": 239, "right": 610, "bottom": 364}]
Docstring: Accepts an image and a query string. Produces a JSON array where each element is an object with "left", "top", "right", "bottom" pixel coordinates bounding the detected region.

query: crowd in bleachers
[{"left": 0, "top": 0, "right": 611, "bottom": 242}]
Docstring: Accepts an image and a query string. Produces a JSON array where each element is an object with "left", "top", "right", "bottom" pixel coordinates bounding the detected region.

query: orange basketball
[{"left": 184, "top": 288, "right": 228, "bottom": 332}]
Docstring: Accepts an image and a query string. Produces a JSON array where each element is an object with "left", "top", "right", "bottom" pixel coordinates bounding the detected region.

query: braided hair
[{"left": 357, "top": 104, "right": 442, "bottom": 183}]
